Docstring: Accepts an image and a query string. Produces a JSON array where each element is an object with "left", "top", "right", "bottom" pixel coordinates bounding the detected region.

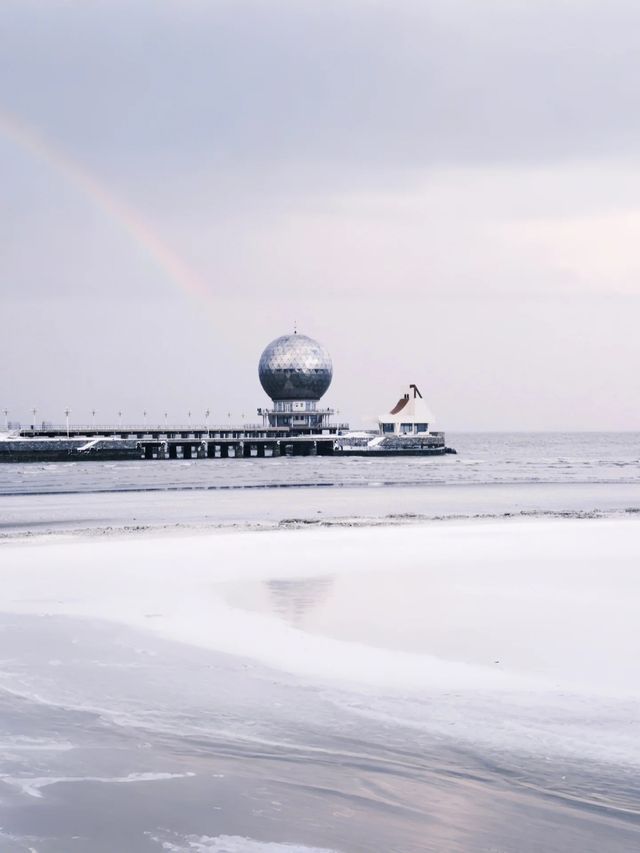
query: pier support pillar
[{"left": 316, "top": 440, "right": 334, "bottom": 456}]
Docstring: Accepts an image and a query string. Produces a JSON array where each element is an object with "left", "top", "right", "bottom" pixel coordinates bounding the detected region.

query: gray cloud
[{"left": 3, "top": 0, "right": 640, "bottom": 173}]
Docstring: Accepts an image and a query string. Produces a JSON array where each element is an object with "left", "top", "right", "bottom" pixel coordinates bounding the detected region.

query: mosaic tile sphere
[{"left": 259, "top": 333, "right": 333, "bottom": 401}]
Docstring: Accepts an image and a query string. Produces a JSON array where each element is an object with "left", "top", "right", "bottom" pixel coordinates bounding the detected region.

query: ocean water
[
  {"left": 0, "top": 434, "right": 639, "bottom": 852},
  {"left": 2, "top": 433, "right": 639, "bottom": 497}
]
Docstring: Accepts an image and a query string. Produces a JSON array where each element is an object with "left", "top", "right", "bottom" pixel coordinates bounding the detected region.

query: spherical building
[
  {"left": 257, "top": 332, "right": 336, "bottom": 433},
  {"left": 259, "top": 333, "right": 332, "bottom": 402}
]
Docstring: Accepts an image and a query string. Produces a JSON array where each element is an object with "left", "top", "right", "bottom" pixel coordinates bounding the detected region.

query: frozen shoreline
[
  {"left": 2, "top": 517, "right": 640, "bottom": 753},
  {"left": 1, "top": 515, "right": 639, "bottom": 851}
]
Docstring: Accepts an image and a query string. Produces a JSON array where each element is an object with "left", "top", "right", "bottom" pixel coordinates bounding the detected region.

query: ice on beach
[
  {"left": 0, "top": 736, "right": 74, "bottom": 752},
  {"left": 1, "top": 518, "right": 639, "bottom": 769},
  {"left": 151, "top": 835, "right": 340, "bottom": 853},
  {"left": 0, "top": 771, "right": 196, "bottom": 799}
]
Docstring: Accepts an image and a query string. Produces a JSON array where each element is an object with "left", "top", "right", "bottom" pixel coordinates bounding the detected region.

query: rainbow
[{"left": 0, "top": 109, "right": 212, "bottom": 301}]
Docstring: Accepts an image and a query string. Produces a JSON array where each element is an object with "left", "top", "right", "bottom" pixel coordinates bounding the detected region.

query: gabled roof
[{"left": 379, "top": 384, "right": 435, "bottom": 425}]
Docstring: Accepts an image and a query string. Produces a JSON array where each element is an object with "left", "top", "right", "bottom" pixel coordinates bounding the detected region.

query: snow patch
[{"left": 0, "top": 771, "right": 195, "bottom": 798}]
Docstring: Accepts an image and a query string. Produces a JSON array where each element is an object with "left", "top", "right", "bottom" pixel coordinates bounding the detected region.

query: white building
[{"left": 378, "top": 384, "right": 436, "bottom": 436}]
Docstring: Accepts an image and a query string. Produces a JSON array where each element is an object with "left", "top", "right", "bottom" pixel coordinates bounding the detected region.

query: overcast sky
[{"left": 1, "top": 0, "right": 639, "bottom": 430}]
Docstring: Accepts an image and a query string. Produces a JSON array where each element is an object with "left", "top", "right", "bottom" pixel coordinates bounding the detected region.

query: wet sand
[
  {"left": 1, "top": 480, "right": 639, "bottom": 539},
  {"left": 1, "top": 615, "right": 638, "bottom": 853}
]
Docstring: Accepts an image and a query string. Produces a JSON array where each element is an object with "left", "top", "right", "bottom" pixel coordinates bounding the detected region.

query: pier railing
[
  {"left": 21, "top": 423, "right": 264, "bottom": 432},
  {"left": 17, "top": 423, "right": 351, "bottom": 438}
]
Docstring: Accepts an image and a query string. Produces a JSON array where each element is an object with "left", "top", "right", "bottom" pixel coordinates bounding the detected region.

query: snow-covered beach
[{"left": 1, "top": 511, "right": 640, "bottom": 851}]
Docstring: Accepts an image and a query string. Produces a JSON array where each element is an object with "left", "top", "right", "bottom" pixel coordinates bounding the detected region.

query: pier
[
  {"left": 0, "top": 423, "right": 350, "bottom": 463},
  {"left": 1, "top": 334, "right": 453, "bottom": 462}
]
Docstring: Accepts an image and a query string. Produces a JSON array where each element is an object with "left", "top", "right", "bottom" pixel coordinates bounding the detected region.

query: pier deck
[
  {"left": 0, "top": 424, "right": 451, "bottom": 462},
  {"left": 0, "top": 424, "right": 348, "bottom": 463}
]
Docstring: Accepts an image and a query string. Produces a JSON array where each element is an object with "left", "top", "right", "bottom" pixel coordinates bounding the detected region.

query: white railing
[{"left": 20, "top": 423, "right": 266, "bottom": 433}]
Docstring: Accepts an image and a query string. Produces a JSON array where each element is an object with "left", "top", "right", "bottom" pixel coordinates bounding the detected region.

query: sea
[{"left": 0, "top": 433, "right": 639, "bottom": 853}]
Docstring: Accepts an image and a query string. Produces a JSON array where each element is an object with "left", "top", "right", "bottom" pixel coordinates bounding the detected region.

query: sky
[{"left": 1, "top": 0, "right": 639, "bottom": 431}]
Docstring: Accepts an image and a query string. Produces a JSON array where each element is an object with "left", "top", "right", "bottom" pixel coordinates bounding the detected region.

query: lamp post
[
  {"left": 3, "top": 409, "right": 9, "bottom": 431},
  {"left": 205, "top": 409, "right": 210, "bottom": 436},
  {"left": 118, "top": 410, "right": 123, "bottom": 429},
  {"left": 164, "top": 412, "right": 168, "bottom": 430},
  {"left": 91, "top": 409, "right": 96, "bottom": 429},
  {"left": 64, "top": 408, "right": 70, "bottom": 438},
  {"left": 143, "top": 410, "right": 147, "bottom": 428},
  {"left": 32, "top": 408, "right": 37, "bottom": 431}
]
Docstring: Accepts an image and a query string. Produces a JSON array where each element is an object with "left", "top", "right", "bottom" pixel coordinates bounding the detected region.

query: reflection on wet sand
[{"left": 265, "top": 576, "right": 335, "bottom": 626}]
